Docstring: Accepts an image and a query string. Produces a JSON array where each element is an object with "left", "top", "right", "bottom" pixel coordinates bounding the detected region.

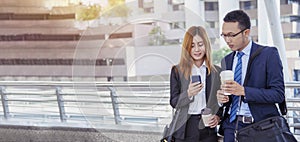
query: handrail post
[
  {"left": 56, "top": 87, "right": 66, "bottom": 122},
  {"left": 108, "top": 87, "right": 121, "bottom": 124},
  {"left": 0, "top": 86, "right": 9, "bottom": 119}
]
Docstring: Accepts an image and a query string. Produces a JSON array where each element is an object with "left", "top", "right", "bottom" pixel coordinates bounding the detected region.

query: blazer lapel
[
  {"left": 249, "top": 42, "right": 259, "bottom": 57},
  {"left": 225, "top": 52, "right": 235, "bottom": 70},
  {"left": 205, "top": 67, "right": 211, "bottom": 103}
]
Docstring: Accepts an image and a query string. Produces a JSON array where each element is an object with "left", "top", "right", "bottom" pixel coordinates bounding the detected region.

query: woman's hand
[
  {"left": 187, "top": 81, "right": 203, "bottom": 97},
  {"left": 209, "top": 115, "right": 220, "bottom": 128}
]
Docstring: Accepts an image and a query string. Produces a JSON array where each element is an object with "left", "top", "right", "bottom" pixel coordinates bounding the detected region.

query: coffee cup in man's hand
[{"left": 220, "top": 70, "right": 234, "bottom": 95}]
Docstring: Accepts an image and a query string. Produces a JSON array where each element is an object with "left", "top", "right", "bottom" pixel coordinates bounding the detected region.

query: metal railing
[
  {"left": 0, "top": 81, "right": 171, "bottom": 132},
  {"left": 285, "top": 81, "right": 300, "bottom": 140},
  {"left": 0, "top": 81, "right": 299, "bottom": 135}
]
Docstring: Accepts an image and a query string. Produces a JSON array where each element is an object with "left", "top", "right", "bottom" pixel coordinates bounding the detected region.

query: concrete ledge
[{"left": 0, "top": 125, "right": 161, "bottom": 142}]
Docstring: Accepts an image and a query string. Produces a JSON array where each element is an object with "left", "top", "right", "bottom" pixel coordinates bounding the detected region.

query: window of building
[
  {"left": 170, "top": 22, "right": 185, "bottom": 29},
  {"left": 291, "top": 33, "right": 300, "bottom": 38},
  {"left": 169, "top": 0, "right": 184, "bottom": 11},
  {"left": 138, "top": 0, "right": 143, "bottom": 8},
  {"left": 276, "top": 0, "right": 300, "bottom": 4},
  {"left": 240, "top": 1, "right": 251, "bottom": 10},
  {"left": 240, "top": 1, "right": 257, "bottom": 10},
  {"left": 294, "top": 69, "right": 300, "bottom": 97},
  {"left": 290, "top": 16, "right": 300, "bottom": 22},
  {"left": 207, "top": 21, "right": 219, "bottom": 28},
  {"left": 173, "top": 5, "right": 179, "bottom": 11},
  {"left": 281, "top": 16, "right": 291, "bottom": 23},
  {"left": 288, "top": 0, "right": 300, "bottom": 4},
  {"left": 144, "top": 7, "right": 154, "bottom": 13},
  {"left": 280, "top": 0, "right": 288, "bottom": 4},
  {"left": 205, "top": 2, "right": 218, "bottom": 11},
  {"left": 282, "top": 16, "right": 300, "bottom": 23},
  {"left": 207, "top": 21, "right": 214, "bottom": 28}
]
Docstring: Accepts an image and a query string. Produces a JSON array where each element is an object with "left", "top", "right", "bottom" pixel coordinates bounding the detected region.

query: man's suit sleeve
[
  {"left": 243, "top": 47, "right": 285, "bottom": 103},
  {"left": 170, "top": 66, "right": 193, "bottom": 109}
]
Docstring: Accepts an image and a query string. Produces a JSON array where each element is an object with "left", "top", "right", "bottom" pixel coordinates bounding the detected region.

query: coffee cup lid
[{"left": 201, "top": 108, "right": 211, "bottom": 115}]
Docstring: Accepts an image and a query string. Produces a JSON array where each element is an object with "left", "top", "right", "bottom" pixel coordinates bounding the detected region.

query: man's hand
[
  {"left": 217, "top": 90, "right": 229, "bottom": 103},
  {"left": 221, "top": 80, "right": 245, "bottom": 96}
]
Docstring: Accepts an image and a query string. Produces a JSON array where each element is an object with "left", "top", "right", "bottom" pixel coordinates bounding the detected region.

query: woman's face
[{"left": 190, "top": 35, "right": 206, "bottom": 62}]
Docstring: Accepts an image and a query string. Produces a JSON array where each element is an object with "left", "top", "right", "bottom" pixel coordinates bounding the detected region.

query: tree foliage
[
  {"left": 108, "top": 0, "right": 125, "bottom": 6},
  {"left": 76, "top": 4, "right": 101, "bottom": 21},
  {"left": 212, "top": 47, "right": 231, "bottom": 65},
  {"left": 102, "top": 0, "right": 131, "bottom": 18},
  {"left": 148, "top": 26, "right": 165, "bottom": 46}
]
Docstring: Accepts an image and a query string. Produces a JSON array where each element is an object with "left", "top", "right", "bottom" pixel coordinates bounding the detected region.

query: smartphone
[{"left": 191, "top": 75, "right": 202, "bottom": 84}]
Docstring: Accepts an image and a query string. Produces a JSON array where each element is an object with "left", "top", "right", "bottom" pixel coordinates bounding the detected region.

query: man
[{"left": 216, "top": 10, "right": 285, "bottom": 142}]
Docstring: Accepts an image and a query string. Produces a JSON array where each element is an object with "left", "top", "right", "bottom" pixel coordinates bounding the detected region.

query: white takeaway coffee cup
[
  {"left": 201, "top": 108, "right": 212, "bottom": 127},
  {"left": 220, "top": 70, "right": 234, "bottom": 95}
]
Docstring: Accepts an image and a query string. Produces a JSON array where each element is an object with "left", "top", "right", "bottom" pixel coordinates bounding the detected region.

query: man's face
[{"left": 221, "top": 22, "right": 249, "bottom": 51}]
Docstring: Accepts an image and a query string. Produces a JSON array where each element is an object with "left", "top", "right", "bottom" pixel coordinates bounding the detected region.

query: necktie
[{"left": 230, "top": 52, "right": 244, "bottom": 123}]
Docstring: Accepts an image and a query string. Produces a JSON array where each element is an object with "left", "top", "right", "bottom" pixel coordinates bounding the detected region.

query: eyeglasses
[{"left": 220, "top": 29, "right": 247, "bottom": 39}]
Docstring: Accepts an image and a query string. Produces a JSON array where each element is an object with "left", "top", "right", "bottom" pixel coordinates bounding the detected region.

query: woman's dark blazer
[{"left": 169, "top": 65, "right": 222, "bottom": 139}]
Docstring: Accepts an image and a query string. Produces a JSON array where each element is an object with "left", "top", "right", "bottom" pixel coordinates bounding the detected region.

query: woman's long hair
[{"left": 179, "top": 26, "right": 215, "bottom": 79}]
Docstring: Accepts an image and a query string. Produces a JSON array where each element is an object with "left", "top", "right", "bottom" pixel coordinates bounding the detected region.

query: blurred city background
[{"left": 0, "top": 0, "right": 299, "bottom": 141}]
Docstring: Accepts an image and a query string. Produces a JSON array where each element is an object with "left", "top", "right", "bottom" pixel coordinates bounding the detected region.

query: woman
[{"left": 169, "top": 26, "right": 221, "bottom": 142}]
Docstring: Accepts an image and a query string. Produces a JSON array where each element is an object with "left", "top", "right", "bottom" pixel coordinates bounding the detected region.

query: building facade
[{"left": 0, "top": 0, "right": 299, "bottom": 82}]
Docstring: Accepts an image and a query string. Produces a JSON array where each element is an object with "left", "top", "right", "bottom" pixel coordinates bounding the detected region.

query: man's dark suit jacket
[
  {"left": 169, "top": 65, "right": 221, "bottom": 139},
  {"left": 220, "top": 42, "right": 285, "bottom": 123}
]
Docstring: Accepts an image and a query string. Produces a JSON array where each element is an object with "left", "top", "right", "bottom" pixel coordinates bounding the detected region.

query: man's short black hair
[{"left": 223, "top": 10, "right": 251, "bottom": 30}]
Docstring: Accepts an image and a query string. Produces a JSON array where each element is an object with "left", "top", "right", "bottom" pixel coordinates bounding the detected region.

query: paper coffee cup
[
  {"left": 220, "top": 70, "right": 234, "bottom": 95},
  {"left": 202, "top": 114, "right": 212, "bottom": 127},
  {"left": 201, "top": 108, "right": 212, "bottom": 127}
]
